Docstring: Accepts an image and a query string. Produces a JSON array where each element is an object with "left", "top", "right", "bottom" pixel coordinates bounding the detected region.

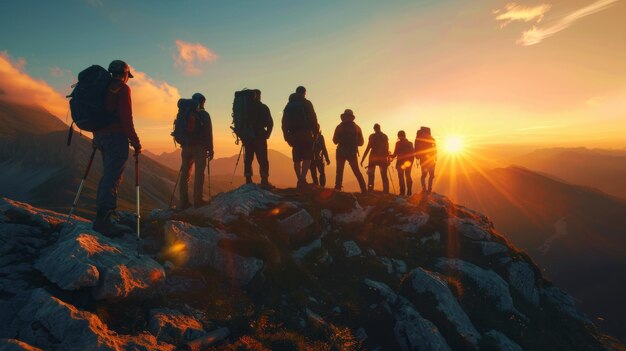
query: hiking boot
[
  {"left": 245, "top": 176, "right": 253, "bottom": 184},
  {"left": 93, "top": 210, "right": 133, "bottom": 238},
  {"left": 260, "top": 177, "right": 275, "bottom": 190},
  {"left": 194, "top": 199, "right": 210, "bottom": 208},
  {"left": 178, "top": 202, "right": 192, "bottom": 211}
]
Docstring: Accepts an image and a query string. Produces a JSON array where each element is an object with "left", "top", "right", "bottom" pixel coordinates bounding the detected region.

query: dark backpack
[
  {"left": 67, "top": 65, "right": 114, "bottom": 132},
  {"left": 415, "top": 127, "right": 435, "bottom": 157},
  {"left": 171, "top": 99, "right": 200, "bottom": 146},
  {"left": 231, "top": 89, "right": 257, "bottom": 143},
  {"left": 283, "top": 99, "right": 310, "bottom": 132}
]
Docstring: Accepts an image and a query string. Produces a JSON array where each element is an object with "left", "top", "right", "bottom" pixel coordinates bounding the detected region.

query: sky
[{"left": 1, "top": 0, "right": 625, "bottom": 157}]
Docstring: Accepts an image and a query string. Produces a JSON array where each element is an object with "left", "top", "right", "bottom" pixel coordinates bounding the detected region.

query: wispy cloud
[
  {"left": 174, "top": 40, "right": 217, "bottom": 76},
  {"left": 494, "top": 3, "right": 552, "bottom": 28},
  {"left": 127, "top": 67, "right": 181, "bottom": 122},
  {"left": 49, "top": 67, "right": 71, "bottom": 78},
  {"left": 516, "top": 0, "right": 619, "bottom": 46}
]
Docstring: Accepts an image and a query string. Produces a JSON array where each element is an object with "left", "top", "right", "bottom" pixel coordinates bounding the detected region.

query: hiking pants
[
  {"left": 244, "top": 138, "right": 269, "bottom": 178},
  {"left": 310, "top": 159, "right": 326, "bottom": 187},
  {"left": 397, "top": 166, "right": 413, "bottom": 196},
  {"left": 180, "top": 144, "right": 206, "bottom": 206},
  {"left": 366, "top": 162, "right": 389, "bottom": 193},
  {"left": 335, "top": 154, "right": 366, "bottom": 192},
  {"left": 419, "top": 158, "right": 436, "bottom": 191},
  {"left": 93, "top": 132, "right": 129, "bottom": 214}
]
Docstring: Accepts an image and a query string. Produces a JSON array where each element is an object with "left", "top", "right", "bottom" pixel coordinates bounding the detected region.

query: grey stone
[
  {"left": 407, "top": 268, "right": 481, "bottom": 347},
  {"left": 436, "top": 258, "right": 522, "bottom": 317},
  {"left": 391, "top": 213, "right": 429, "bottom": 234},
  {"left": 292, "top": 239, "right": 322, "bottom": 262},
  {"left": 485, "top": 330, "right": 523, "bottom": 351},
  {"left": 149, "top": 308, "right": 206, "bottom": 344},
  {"left": 0, "top": 198, "right": 88, "bottom": 229},
  {"left": 363, "top": 278, "right": 398, "bottom": 305},
  {"left": 334, "top": 202, "right": 373, "bottom": 224},
  {"left": 277, "top": 209, "right": 314, "bottom": 234},
  {"left": 477, "top": 242, "right": 508, "bottom": 256},
  {"left": 0, "top": 339, "right": 43, "bottom": 351},
  {"left": 394, "top": 303, "right": 452, "bottom": 351},
  {"left": 541, "top": 286, "right": 590, "bottom": 323},
  {"left": 420, "top": 232, "right": 441, "bottom": 245},
  {"left": 343, "top": 240, "right": 362, "bottom": 257},
  {"left": 164, "top": 221, "right": 263, "bottom": 285},
  {"left": 447, "top": 218, "right": 490, "bottom": 241},
  {"left": 507, "top": 261, "right": 540, "bottom": 305}
]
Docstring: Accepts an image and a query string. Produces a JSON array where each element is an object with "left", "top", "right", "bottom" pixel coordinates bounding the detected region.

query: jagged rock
[
  {"left": 355, "top": 328, "right": 368, "bottom": 341},
  {"left": 476, "top": 241, "right": 508, "bottom": 256},
  {"left": 436, "top": 258, "right": 522, "bottom": 316},
  {"left": 379, "top": 257, "right": 407, "bottom": 277},
  {"left": 405, "top": 268, "right": 481, "bottom": 347},
  {"left": 164, "top": 221, "right": 263, "bottom": 285},
  {"left": 149, "top": 308, "right": 206, "bottom": 344},
  {"left": 185, "top": 184, "right": 289, "bottom": 224},
  {"left": 0, "top": 339, "right": 43, "bottom": 351},
  {"left": 364, "top": 279, "right": 451, "bottom": 351},
  {"left": 541, "top": 286, "right": 590, "bottom": 323},
  {"left": 292, "top": 238, "right": 322, "bottom": 262},
  {"left": 420, "top": 232, "right": 441, "bottom": 245},
  {"left": 390, "top": 213, "right": 429, "bottom": 234},
  {"left": 0, "top": 197, "right": 87, "bottom": 229},
  {"left": 35, "top": 226, "right": 165, "bottom": 301},
  {"left": 11, "top": 289, "right": 174, "bottom": 350},
  {"left": 394, "top": 303, "right": 452, "bottom": 351},
  {"left": 277, "top": 209, "right": 314, "bottom": 235},
  {"left": 485, "top": 330, "right": 523, "bottom": 351},
  {"left": 334, "top": 202, "right": 373, "bottom": 224},
  {"left": 446, "top": 218, "right": 490, "bottom": 241},
  {"left": 507, "top": 261, "right": 540, "bottom": 305},
  {"left": 185, "top": 327, "right": 230, "bottom": 351},
  {"left": 343, "top": 240, "right": 362, "bottom": 257}
]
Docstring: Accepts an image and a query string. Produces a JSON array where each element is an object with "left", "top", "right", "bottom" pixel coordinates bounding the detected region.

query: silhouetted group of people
[{"left": 88, "top": 60, "right": 437, "bottom": 237}]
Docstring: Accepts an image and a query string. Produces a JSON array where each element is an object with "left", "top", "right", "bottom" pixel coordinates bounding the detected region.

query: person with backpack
[
  {"left": 333, "top": 109, "right": 367, "bottom": 193},
  {"left": 414, "top": 126, "right": 437, "bottom": 193},
  {"left": 176, "top": 93, "right": 213, "bottom": 209},
  {"left": 310, "top": 123, "right": 331, "bottom": 187},
  {"left": 243, "top": 89, "right": 274, "bottom": 189},
  {"left": 282, "top": 86, "right": 318, "bottom": 189},
  {"left": 390, "top": 130, "right": 414, "bottom": 196},
  {"left": 92, "top": 60, "right": 141, "bottom": 237},
  {"left": 360, "top": 123, "right": 390, "bottom": 193}
]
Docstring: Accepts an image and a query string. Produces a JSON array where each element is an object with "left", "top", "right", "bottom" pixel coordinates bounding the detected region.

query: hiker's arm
[
  {"left": 265, "top": 105, "right": 273, "bottom": 139},
  {"left": 360, "top": 143, "right": 371, "bottom": 165},
  {"left": 321, "top": 135, "right": 330, "bottom": 163},
  {"left": 118, "top": 85, "right": 141, "bottom": 151},
  {"left": 205, "top": 113, "right": 214, "bottom": 158},
  {"left": 281, "top": 112, "right": 289, "bottom": 141},
  {"left": 332, "top": 127, "right": 339, "bottom": 145}
]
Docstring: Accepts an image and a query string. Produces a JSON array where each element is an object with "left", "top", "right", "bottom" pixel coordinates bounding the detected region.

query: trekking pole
[
  {"left": 230, "top": 144, "right": 244, "bottom": 185},
  {"left": 135, "top": 153, "right": 141, "bottom": 241},
  {"left": 67, "top": 144, "right": 97, "bottom": 221},
  {"left": 388, "top": 166, "right": 397, "bottom": 194},
  {"left": 207, "top": 156, "right": 212, "bottom": 202},
  {"left": 169, "top": 165, "right": 182, "bottom": 209}
]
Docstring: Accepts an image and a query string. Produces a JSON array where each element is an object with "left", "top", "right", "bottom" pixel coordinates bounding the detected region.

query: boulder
[
  {"left": 476, "top": 241, "right": 508, "bottom": 256},
  {"left": 394, "top": 303, "right": 452, "bottom": 351},
  {"left": 420, "top": 232, "right": 441, "bottom": 245},
  {"left": 185, "top": 184, "right": 288, "bottom": 224},
  {"left": 12, "top": 289, "right": 174, "bottom": 350},
  {"left": 405, "top": 268, "right": 481, "bottom": 347},
  {"left": 0, "top": 339, "right": 43, "bottom": 351},
  {"left": 379, "top": 257, "right": 407, "bottom": 277},
  {"left": 334, "top": 202, "right": 373, "bottom": 224},
  {"left": 149, "top": 308, "right": 206, "bottom": 344},
  {"left": 390, "top": 213, "right": 429, "bottom": 234},
  {"left": 343, "top": 240, "right": 362, "bottom": 257},
  {"left": 507, "top": 261, "right": 540, "bottom": 305},
  {"left": 485, "top": 330, "right": 523, "bottom": 351},
  {"left": 435, "top": 258, "right": 522, "bottom": 316},
  {"left": 35, "top": 226, "right": 165, "bottom": 301},
  {"left": 0, "top": 197, "right": 87, "bottom": 230},
  {"left": 164, "top": 221, "right": 263, "bottom": 285},
  {"left": 446, "top": 218, "right": 490, "bottom": 241},
  {"left": 277, "top": 208, "right": 314, "bottom": 235},
  {"left": 541, "top": 286, "right": 590, "bottom": 323},
  {"left": 292, "top": 238, "right": 322, "bottom": 262}
]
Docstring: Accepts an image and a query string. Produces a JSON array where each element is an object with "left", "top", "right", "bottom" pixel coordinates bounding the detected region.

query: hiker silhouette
[
  {"left": 361, "top": 123, "right": 390, "bottom": 193},
  {"left": 243, "top": 89, "right": 274, "bottom": 189},
  {"left": 310, "top": 123, "right": 331, "bottom": 187},
  {"left": 415, "top": 126, "right": 437, "bottom": 193},
  {"left": 333, "top": 109, "right": 367, "bottom": 193},
  {"left": 390, "top": 130, "right": 414, "bottom": 196}
]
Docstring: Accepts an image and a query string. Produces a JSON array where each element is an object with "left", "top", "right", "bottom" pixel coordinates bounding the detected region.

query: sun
[{"left": 444, "top": 135, "right": 464, "bottom": 154}]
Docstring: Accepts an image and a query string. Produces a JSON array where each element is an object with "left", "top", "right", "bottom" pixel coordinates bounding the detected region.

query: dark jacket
[
  {"left": 415, "top": 135, "right": 437, "bottom": 161},
  {"left": 99, "top": 80, "right": 140, "bottom": 149},
  {"left": 365, "top": 132, "right": 389, "bottom": 163},
  {"left": 248, "top": 100, "right": 273, "bottom": 140},
  {"left": 392, "top": 138, "right": 414, "bottom": 168},
  {"left": 333, "top": 116, "right": 364, "bottom": 158},
  {"left": 197, "top": 108, "right": 213, "bottom": 152},
  {"left": 282, "top": 93, "right": 318, "bottom": 142}
]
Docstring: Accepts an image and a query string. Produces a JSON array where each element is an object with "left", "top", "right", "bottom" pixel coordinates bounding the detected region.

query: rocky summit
[{"left": 0, "top": 186, "right": 623, "bottom": 351}]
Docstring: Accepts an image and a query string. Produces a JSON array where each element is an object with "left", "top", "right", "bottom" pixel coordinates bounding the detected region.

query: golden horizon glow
[{"left": 444, "top": 135, "right": 464, "bottom": 155}]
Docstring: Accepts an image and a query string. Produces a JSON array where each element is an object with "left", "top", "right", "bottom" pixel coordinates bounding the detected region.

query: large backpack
[
  {"left": 171, "top": 99, "right": 200, "bottom": 146},
  {"left": 415, "top": 127, "right": 435, "bottom": 158},
  {"left": 283, "top": 97, "right": 311, "bottom": 132},
  {"left": 231, "top": 89, "right": 257, "bottom": 143},
  {"left": 67, "top": 65, "right": 114, "bottom": 132}
]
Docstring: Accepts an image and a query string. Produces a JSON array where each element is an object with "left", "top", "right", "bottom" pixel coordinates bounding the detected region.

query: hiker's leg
[
  {"left": 243, "top": 142, "right": 254, "bottom": 182},
  {"left": 310, "top": 160, "right": 319, "bottom": 185},
  {"left": 367, "top": 165, "right": 375, "bottom": 191},
  {"left": 381, "top": 164, "right": 389, "bottom": 194},
  {"left": 397, "top": 167, "right": 405, "bottom": 196},
  {"left": 257, "top": 138, "right": 269, "bottom": 178},
  {"left": 348, "top": 156, "right": 367, "bottom": 193},
  {"left": 319, "top": 162, "right": 326, "bottom": 187},
  {"left": 293, "top": 160, "right": 302, "bottom": 182},
  {"left": 335, "top": 155, "right": 346, "bottom": 190},
  {"left": 428, "top": 165, "right": 436, "bottom": 192},
  {"left": 192, "top": 145, "right": 206, "bottom": 205},
  {"left": 405, "top": 168, "right": 413, "bottom": 195},
  {"left": 95, "top": 133, "right": 129, "bottom": 213},
  {"left": 179, "top": 146, "right": 193, "bottom": 207},
  {"left": 301, "top": 159, "right": 311, "bottom": 184}
]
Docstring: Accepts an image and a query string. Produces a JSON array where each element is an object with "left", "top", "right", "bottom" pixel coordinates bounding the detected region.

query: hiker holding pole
[{"left": 91, "top": 60, "right": 140, "bottom": 237}]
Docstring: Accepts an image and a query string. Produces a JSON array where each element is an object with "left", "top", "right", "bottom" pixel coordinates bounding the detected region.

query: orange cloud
[
  {"left": 127, "top": 67, "right": 180, "bottom": 122},
  {"left": 517, "top": 0, "right": 618, "bottom": 46},
  {"left": 0, "top": 52, "right": 68, "bottom": 118},
  {"left": 174, "top": 40, "right": 217, "bottom": 76},
  {"left": 494, "top": 3, "right": 551, "bottom": 28}
]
